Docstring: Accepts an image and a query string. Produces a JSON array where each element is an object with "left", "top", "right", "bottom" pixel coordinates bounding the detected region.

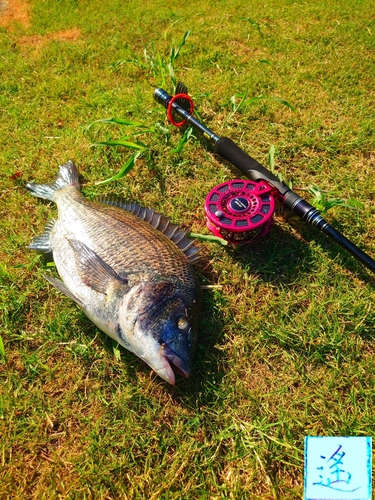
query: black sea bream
[{"left": 27, "top": 161, "right": 201, "bottom": 384}]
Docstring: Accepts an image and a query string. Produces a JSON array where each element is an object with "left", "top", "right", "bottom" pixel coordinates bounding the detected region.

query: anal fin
[{"left": 28, "top": 219, "right": 55, "bottom": 253}]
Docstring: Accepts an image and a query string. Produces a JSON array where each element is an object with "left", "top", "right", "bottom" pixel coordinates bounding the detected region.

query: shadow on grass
[
  {"left": 21, "top": 198, "right": 375, "bottom": 413},
  {"left": 204, "top": 147, "right": 375, "bottom": 285},
  {"left": 226, "top": 222, "right": 316, "bottom": 285},
  {"left": 302, "top": 215, "right": 375, "bottom": 286},
  {"left": 168, "top": 286, "right": 229, "bottom": 406},
  {"left": 224, "top": 213, "right": 375, "bottom": 288},
  {"left": 67, "top": 213, "right": 375, "bottom": 409}
]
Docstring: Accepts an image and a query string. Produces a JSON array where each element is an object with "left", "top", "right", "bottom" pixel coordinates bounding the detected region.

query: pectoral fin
[{"left": 68, "top": 239, "right": 128, "bottom": 295}]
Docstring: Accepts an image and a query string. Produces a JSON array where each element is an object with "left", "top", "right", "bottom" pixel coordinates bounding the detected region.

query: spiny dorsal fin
[{"left": 97, "top": 195, "right": 201, "bottom": 264}]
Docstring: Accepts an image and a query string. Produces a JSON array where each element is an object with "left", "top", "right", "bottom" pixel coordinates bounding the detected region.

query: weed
[
  {"left": 85, "top": 111, "right": 195, "bottom": 185},
  {"left": 110, "top": 30, "right": 191, "bottom": 90},
  {"left": 305, "top": 185, "right": 365, "bottom": 215},
  {"left": 226, "top": 90, "right": 294, "bottom": 123},
  {"left": 0, "top": 334, "right": 5, "bottom": 360}
]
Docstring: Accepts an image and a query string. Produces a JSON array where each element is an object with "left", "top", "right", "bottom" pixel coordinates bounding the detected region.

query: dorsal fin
[{"left": 97, "top": 195, "right": 201, "bottom": 264}]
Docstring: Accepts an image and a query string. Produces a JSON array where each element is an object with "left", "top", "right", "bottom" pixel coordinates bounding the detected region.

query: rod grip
[
  {"left": 215, "top": 136, "right": 290, "bottom": 196},
  {"left": 215, "top": 136, "right": 308, "bottom": 213}
]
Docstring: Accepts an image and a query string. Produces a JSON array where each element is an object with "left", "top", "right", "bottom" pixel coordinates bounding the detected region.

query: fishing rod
[{"left": 153, "top": 83, "right": 375, "bottom": 274}]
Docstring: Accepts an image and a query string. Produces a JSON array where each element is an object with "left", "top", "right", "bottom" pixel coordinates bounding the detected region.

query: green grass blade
[
  {"left": 231, "top": 91, "right": 249, "bottom": 112},
  {"left": 245, "top": 96, "right": 265, "bottom": 104},
  {"left": 268, "top": 144, "right": 275, "bottom": 173},
  {"left": 154, "top": 123, "right": 171, "bottom": 142},
  {"left": 95, "top": 151, "right": 141, "bottom": 185},
  {"left": 347, "top": 199, "right": 365, "bottom": 209},
  {"left": 84, "top": 118, "right": 148, "bottom": 131},
  {"left": 189, "top": 232, "right": 228, "bottom": 245},
  {"left": 230, "top": 94, "right": 295, "bottom": 114},
  {"left": 118, "top": 129, "right": 156, "bottom": 139},
  {"left": 269, "top": 96, "right": 295, "bottom": 111},
  {"left": 92, "top": 140, "right": 145, "bottom": 150},
  {"left": 170, "top": 30, "right": 191, "bottom": 64},
  {"left": 0, "top": 334, "right": 5, "bottom": 359},
  {"left": 241, "top": 17, "right": 261, "bottom": 32},
  {"left": 172, "top": 127, "right": 194, "bottom": 153},
  {"left": 107, "top": 118, "right": 150, "bottom": 126},
  {"left": 112, "top": 341, "right": 121, "bottom": 361}
]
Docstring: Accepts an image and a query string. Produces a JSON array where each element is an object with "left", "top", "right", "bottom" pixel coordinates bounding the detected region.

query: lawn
[{"left": 1, "top": 0, "right": 374, "bottom": 498}]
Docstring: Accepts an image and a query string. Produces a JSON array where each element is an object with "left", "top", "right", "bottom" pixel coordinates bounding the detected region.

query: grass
[{"left": 1, "top": 0, "right": 375, "bottom": 498}]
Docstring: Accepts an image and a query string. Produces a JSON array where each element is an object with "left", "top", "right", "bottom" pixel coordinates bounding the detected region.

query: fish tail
[{"left": 26, "top": 160, "right": 80, "bottom": 201}]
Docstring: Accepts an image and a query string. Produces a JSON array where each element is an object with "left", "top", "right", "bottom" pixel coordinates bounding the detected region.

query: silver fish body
[{"left": 27, "top": 161, "right": 201, "bottom": 384}]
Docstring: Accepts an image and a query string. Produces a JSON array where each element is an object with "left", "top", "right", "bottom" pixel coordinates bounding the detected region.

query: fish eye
[{"left": 177, "top": 316, "right": 189, "bottom": 330}]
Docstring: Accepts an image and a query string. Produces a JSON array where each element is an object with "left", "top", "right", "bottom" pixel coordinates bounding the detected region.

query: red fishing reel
[{"left": 205, "top": 179, "right": 276, "bottom": 244}]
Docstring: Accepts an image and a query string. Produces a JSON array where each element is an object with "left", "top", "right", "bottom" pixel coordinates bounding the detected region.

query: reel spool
[{"left": 205, "top": 179, "right": 276, "bottom": 244}]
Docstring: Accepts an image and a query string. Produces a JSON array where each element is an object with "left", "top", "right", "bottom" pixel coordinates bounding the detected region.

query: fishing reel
[{"left": 205, "top": 179, "right": 276, "bottom": 244}]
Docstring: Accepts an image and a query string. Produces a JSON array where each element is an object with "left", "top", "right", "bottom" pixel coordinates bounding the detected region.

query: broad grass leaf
[
  {"left": 189, "top": 232, "right": 228, "bottom": 246},
  {"left": 270, "top": 96, "right": 295, "bottom": 111},
  {"left": 172, "top": 127, "right": 194, "bottom": 153},
  {"left": 95, "top": 151, "right": 141, "bottom": 185},
  {"left": 92, "top": 140, "right": 145, "bottom": 150},
  {"left": 84, "top": 118, "right": 148, "bottom": 131},
  {"left": 0, "top": 335, "right": 5, "bottom": 359}
]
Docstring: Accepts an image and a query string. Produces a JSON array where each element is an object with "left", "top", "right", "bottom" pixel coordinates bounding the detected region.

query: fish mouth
[{"left": 163, "top": 345, "right": 191, "bottom": 381}]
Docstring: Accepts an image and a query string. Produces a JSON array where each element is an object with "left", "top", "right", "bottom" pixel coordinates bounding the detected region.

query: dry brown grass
[{"left": 0, "top": 0, "right": 30, "bottom": 28}]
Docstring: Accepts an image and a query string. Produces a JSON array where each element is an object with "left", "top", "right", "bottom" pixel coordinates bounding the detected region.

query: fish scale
[
  {"left": 26, "top": 160, "right": 201, "bottom": 385},
  {"left": 56, "top": 191, "right": 191, "bottom": 278}
]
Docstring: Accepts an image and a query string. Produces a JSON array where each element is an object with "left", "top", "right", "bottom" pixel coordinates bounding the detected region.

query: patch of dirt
[
  {"left": 0, "top": 1, "right": 81, "bottom": 48},
  {"left": 19, "top": 28, "right": 82, "bottom": 48},
  {"left": 0, "top": 0, "right": 31, "bottom": 28}
]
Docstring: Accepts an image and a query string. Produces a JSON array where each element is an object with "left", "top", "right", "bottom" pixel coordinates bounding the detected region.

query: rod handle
[{"left": 215, "top": 137, "right": 290, "bottom": 196}]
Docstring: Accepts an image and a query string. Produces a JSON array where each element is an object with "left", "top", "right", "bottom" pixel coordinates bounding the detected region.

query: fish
[{"left": 26, "top": 161, "right": 201, "bottom": 384}]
